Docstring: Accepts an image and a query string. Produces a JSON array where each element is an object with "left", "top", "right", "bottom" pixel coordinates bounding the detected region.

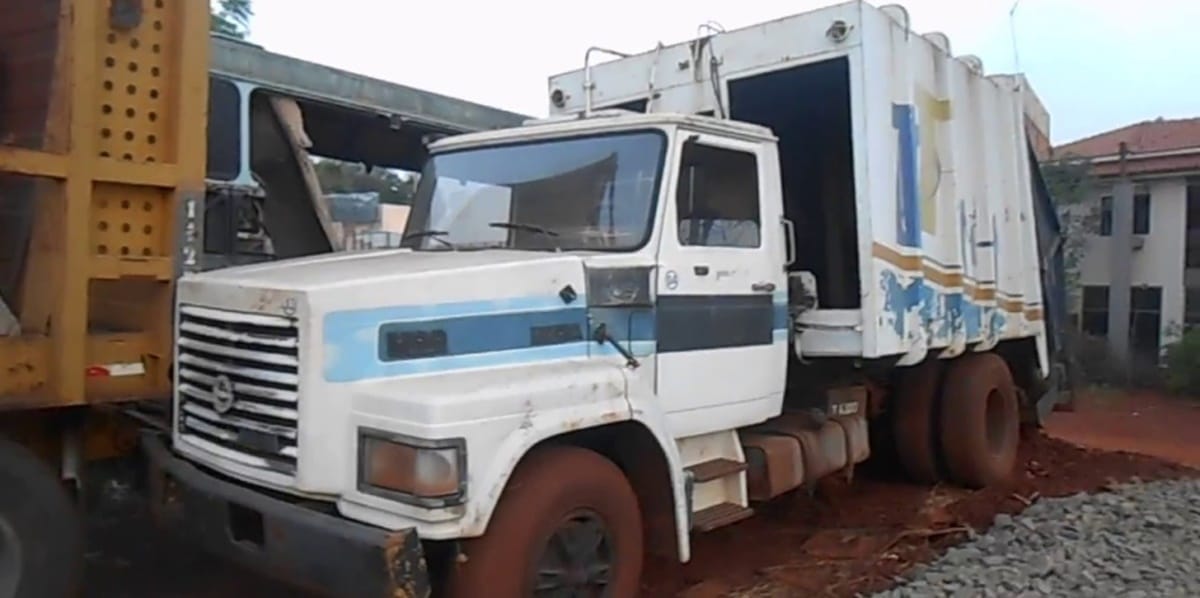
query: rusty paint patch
[{"left": 384, "top": 530, "right": 431, "bottom": 598}]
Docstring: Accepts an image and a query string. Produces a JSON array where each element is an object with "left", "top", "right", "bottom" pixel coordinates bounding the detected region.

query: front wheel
[
  {"left": 448, "top": 446, "right": 643, "bottom": 598},
  {"left": 0, "top": 436, "right": 83, "bottom": 598}
]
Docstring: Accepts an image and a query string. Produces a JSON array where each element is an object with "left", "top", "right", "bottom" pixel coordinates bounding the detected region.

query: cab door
[{"left": 654, "top": 132, "right": 787, "bottom": 436}]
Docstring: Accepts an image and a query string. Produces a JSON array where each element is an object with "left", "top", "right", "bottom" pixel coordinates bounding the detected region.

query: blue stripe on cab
[
  {"left": 378, "top": 307, "right": 587, "bottom": 359},
  {"left": 324, "top": 295, "right": 584, "bottom": 382},
  {"left": 322, "top": 293, "right": 794, "bottom": 383}
]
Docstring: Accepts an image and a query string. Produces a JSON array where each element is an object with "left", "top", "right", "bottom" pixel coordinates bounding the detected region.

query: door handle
[{"left": 751, "top": 281, "right": 776, "bottom": 293}]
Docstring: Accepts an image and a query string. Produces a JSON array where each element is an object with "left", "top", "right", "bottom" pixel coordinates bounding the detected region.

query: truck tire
[
  {"left": 0, "top": 436, "right": 83, "bottom": 598},
  {"left": 891, "top": 359, "right": 944, "bottom": 484},
  {"left": 448, "top": 446, "right": 643, "bottom": 598},
  {"left": 938, "top": 352, "right": 1020, "bottom": 488}
]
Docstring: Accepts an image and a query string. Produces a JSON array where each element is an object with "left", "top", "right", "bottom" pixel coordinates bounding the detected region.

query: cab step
[
  {"left": 692, "top": 502, "right": 754, "bottom": 532},
  {"left": 686, "top": 458, "right": 748, "bottom": 483}
]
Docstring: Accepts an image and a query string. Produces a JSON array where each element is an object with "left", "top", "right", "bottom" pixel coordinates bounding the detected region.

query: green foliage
[
  {"left": 312, "top": 159, "right": 417, "bottom": 205},
  {"left": 1041, "top": 156, "right": 1098, "bottom": 292},
  {"left": 211, "top": 0, "right": 253, "bottom": 39},
  {"left": 1164, "top": 328, "right": 1200, "bottom": 396}
]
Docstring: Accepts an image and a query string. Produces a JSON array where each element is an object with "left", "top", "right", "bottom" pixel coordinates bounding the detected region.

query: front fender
[
  {"left": 336, "top": 358, "right": 692, "bottom": 562},
  {"left": 454, "top": 371, "right": 691, "bottom": 562},
  {"left": 627, "top": 399, "right": 691, "bottom": 562},
  {"left": 464, "top": 390, "right": 691, "bottom": 563}
]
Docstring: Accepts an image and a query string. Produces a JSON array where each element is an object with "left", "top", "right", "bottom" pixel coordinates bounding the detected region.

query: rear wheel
[
  {"left": 448, "top": 446, "right": 643, "bottom": 598},
  {"left": 0, "top": 436, "right": 83, "bottom": 598},
  {"left": 891, "top": 359, "right": 944, "bottom": 483},
  {"left": 939, "top": 352, "right": 1021, "bottom": 488}
]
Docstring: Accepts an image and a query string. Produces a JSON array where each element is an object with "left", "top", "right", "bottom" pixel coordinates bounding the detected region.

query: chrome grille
[{"left": 176, "top": 304, "right": 300, "bottom": 473}]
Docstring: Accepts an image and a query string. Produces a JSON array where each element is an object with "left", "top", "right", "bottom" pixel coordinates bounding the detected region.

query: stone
[{"left": 873, "top": 479, "right": 1200, "bottom": 598}]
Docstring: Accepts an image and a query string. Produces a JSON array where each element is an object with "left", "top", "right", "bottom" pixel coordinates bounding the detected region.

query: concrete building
[{"left": 1053, "top": 117, "right": 1200, "bottom": 364}]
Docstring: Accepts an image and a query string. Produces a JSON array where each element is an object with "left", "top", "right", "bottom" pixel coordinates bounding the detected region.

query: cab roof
[{"left": 428, "top": 110, "right": 778, "bottom": 153}]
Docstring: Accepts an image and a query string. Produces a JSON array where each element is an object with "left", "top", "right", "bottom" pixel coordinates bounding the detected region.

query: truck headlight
[{"left": 356, "top": 429, "right": 466, "bottom": 507}]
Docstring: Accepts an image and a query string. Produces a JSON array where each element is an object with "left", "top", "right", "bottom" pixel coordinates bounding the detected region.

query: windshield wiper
[
  {"left": 487, "top": 220, "right": 561, "bottom": 248},
  {"left": 400, "top": 229, "right": 455, "bottom": 249}
]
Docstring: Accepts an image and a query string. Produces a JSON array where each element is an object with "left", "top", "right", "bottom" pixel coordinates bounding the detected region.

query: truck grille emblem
[{"left": 211, "top": 374, "right": 236, "bottom": 414}]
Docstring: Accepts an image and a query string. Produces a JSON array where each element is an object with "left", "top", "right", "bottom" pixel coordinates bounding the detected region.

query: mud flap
[{"left": 1036, "top": 362, "right": 1074, "bottom": 423}]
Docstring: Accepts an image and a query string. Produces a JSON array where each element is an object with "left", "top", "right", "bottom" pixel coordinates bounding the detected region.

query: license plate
[{"left": 238, "top": 429, "right": 282, "bottom": 454}]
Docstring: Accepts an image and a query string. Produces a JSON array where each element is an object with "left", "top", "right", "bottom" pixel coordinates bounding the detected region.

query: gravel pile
[{"left": 876, "top": 478, "right": 1200, "bottom": 597}]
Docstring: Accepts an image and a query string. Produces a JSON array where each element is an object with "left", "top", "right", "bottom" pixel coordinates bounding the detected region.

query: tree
[
  {"left": 211, "top": 0, "right": 253, "bottom": 39},
  {"left": 311, "top": 159, "right": 418, "bottom": 205},
  {"left": 1041, "top": 155, "right": 1098, "bottom": 293}
]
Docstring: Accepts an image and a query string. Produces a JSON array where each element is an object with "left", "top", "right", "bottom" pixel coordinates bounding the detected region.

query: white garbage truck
[{"left": 143, "top": 2, "right": 1070, "bottom": 596}]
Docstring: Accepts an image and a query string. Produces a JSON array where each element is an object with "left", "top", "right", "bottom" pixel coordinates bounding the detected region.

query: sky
[{"left": 248, "top": 0, "right": 1200, "bottom": 145}]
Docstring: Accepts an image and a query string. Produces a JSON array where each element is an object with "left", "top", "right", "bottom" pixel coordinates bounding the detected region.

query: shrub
[
  {"left": 1064, "top": 329, "right": 1165, "bottom": 390},
  {"left": 1164, "top": 328, "right": 1200, "bottom": 396},
  {"left": 1066, "top": 331, "right": 1124, "bottom": 387}
]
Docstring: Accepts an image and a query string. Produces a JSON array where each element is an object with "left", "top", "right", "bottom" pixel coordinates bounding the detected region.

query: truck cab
[{"left": 152, "top": 110, "right": 811, "bottom": 596}]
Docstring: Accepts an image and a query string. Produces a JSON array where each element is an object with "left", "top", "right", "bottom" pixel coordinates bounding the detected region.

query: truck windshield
[{"left": 403, "top": 130, "right": 666, "bottom": 251}]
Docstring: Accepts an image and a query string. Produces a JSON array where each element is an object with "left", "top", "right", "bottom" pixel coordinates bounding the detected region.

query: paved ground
[{"left": 83, "top": 390, "right": 1200, "bottom": 597}]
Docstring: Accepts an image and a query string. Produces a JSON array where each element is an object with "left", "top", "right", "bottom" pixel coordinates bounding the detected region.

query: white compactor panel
[{"left": 548, "top": 1, "right": 1050, "bottom": 374}]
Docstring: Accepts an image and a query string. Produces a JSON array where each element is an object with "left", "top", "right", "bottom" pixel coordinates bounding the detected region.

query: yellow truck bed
[{"left": 0, "top": 0, "right": 209, "bottom": 410}]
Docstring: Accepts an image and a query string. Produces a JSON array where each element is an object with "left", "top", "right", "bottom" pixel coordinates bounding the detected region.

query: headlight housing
[
  {"left": 586, "top": 265, "right": 654, "bottom": 307},
  {"left": 356, "top": 429, "right": 466, "bottom": 507}
]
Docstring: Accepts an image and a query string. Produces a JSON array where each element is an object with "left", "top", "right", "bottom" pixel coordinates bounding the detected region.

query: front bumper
[{"left": 142, "top": 432, "right": 431, "bottom": 598}]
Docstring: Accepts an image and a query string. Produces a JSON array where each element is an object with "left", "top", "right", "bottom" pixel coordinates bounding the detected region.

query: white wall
[{"left": 1076, "top": 176, "right": 1188, "bottom": 345}]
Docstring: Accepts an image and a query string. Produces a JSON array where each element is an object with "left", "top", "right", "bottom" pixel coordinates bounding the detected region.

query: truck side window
[
  {"left": 206, "top": 76, "right": 241, "bottom": 181},
  {"left": 675, "top": 141, "right": 761, "bottom": 248}
]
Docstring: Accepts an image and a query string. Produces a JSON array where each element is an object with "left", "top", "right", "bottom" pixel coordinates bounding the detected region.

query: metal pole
[{"left": 1108, "top": 142, "right": 1133, "bottom": 382}]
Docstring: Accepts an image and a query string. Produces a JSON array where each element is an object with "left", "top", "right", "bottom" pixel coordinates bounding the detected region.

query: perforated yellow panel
[
  {"left": 95, "top": 1, "right": 171, "bottom": 165},
  {"left": 90, "top": 184, "right": 168, "bottom": 261},
  {"left": 0, "top": 0, "right": 209, "bottom": 409}
]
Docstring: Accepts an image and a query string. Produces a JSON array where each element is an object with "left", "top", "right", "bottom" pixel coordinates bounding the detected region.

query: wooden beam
[
  {"left": 0, "top": 146, "right": 67, "bottom": 179},
  {"left": 94, "top": 160, "right": 180, "bottom": 188},
  {"left": 52, "top": 0, "right": 100, "bottom": 404}
]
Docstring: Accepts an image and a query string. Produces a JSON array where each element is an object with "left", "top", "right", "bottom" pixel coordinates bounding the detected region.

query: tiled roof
[{"left": 1054, "top": 117, "right": 1200, "bottom": 159}]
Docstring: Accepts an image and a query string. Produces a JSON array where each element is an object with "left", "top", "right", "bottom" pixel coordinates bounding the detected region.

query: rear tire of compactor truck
[
  {"left": 447, "top": 445, "right": 644, "bottom": 598},
  {"left": 938, "top": 353, "right": 1021, "bottom": 489},
  {"left": 0, "top": 436, "right": 83, "bottom": 598},
  {"left": 891, "top": 359, "right": 945, "bottom": 484}
]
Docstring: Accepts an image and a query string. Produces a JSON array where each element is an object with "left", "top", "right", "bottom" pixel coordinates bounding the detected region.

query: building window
[
  {"left": 1128, "top": 286, "right": 1162, "bottom": 362},
  {"left": 1134, "top": 193, "right": 1151, "bottom": 235},
  {"left": 1080, "top": 285, "right": 1109, "bottom": 336},
  {"left": 675, "top": 141, "right": 761, "bottom": 248},
  {"left": 1187, "top": 181, "right": 1200, "bottom": 268},
  {"left": 1098, "top": 192, "right": 1150, "bottom": 236},
  {"left": 1099, "top": 196, "right": 1110, "bottom": 235},
  {"left": 1186, "top": 288, "right": 1200, "bottom": 331}
]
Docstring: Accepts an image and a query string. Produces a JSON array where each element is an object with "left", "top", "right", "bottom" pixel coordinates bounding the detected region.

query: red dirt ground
[
  {"left": 84, "top": 391, "right": 1199, "bottom": 597},
  {"left": 641, "top": 391, "right": 1200, "bottom": 597},
  {"left": 1044, "top": 390, "right": 1200, "bottom": 468}
]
